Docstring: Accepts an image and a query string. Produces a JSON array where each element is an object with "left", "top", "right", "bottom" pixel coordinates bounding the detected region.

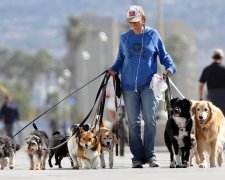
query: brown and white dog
[
  {"left": 192, "top": 100, "right": 225, "bottom": 168},
  {"left": 99, "top": 118, "right": 118, "bottom": 169},
  {"left": 189, "top": 133, "right": 200, "bottom": 166},
  {"left": 67, "top": 124, "right": 101, "bottom": 169}
]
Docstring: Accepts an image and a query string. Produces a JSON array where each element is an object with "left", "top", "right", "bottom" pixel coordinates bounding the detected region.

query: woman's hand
[
  {"left": 162, "top": 70, "right": 172, "bottom": 79},
  {"left": 108, "top": 68, "right": 117, "bottom": 76}
]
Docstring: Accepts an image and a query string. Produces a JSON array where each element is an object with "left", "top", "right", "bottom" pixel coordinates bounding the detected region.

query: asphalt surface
[{"left": 1, "top": 146, "right": 225, "bottom": 180}]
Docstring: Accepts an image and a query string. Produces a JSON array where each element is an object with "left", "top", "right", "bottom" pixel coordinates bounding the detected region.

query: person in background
[
  {"left": 199, "top": 48, "right": 225, "bottom": 115},
  {"left": 0, "top": 95, "right": 20, "bottom": 137},
  {"left": 108, "top": 5, "right": 176, "bottom": 168}
]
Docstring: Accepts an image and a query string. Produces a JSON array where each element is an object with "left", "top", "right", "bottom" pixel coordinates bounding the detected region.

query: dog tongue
[
  {"left": 199, "top": 120, "right": 205, "bottom": 124},
  {"left": 28, "top": 149, "right": 33, "bottom": 154}
]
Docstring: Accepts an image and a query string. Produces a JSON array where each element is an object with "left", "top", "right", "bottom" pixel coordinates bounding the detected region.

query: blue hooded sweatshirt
[{"left": 111, "top": 26, "right": 176, "bottom": 91}]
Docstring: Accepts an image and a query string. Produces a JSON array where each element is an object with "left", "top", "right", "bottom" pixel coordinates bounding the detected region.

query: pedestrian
[
  {"left": 108, "top": 5, "right": 176, "bottom": 168},
  {"left": 0, "top": 95, "right": 20, "bottom": 137},
  {"left": 198, "top": 48, "right": 225, "bottom": 114}
]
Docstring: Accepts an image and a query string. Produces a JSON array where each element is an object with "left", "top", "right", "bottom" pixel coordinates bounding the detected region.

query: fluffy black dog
[
  {"left": 164, "top": 98, "right": 193, "bottom": 168},
  {"left": 0, "top": 135, "right": 20, "bottom": 169},
  {"left": 48, "top": 131, "right": 73, "bottom": 168}
]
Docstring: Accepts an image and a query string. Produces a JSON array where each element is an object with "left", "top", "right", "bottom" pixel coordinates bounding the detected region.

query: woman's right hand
[{"left": 108, "top": 68, "right": 117, "bottom": 76}]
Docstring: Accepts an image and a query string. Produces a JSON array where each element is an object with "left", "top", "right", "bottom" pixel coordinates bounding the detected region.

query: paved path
[{"left": 1, "top": 146, "right": 225, "bottom": 180}]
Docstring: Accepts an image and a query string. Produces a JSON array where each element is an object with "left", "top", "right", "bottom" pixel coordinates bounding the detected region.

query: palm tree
[{"left": 64, "top": 16, "right": 87, "bottom": 89}]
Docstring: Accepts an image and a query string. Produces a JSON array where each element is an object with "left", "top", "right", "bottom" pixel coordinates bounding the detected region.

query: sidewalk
[{"left": 1, "top": 146, "right": 225, "bottom": 180}]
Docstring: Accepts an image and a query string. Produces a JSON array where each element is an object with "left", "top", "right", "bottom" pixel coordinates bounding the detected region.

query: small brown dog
[
  {"left": 98, "top": 118, "right": 118, "bottom": 169},
  {"left": 67, "top": 124, "right": 101, "bottom": 169},
  {"left": 189, "top": 133, "right": 200, "bottom": 166}
]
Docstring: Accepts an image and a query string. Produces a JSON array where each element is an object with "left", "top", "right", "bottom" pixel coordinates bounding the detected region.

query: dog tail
[
  {"left": 52, "top": 130, "right": 61, "bottom": 136},
  {"left": 33, "top": 123, "right": 38, "bottom": 130},
  {"left": 16, "top": 144, "right": 21, "bottom": 151}
]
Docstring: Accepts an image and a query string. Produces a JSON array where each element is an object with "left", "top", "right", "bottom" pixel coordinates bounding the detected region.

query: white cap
[
  {"left": 212, "top": 48, "right": 224, "bottom": 59},
  {"left": 126, "top": 5, "right": 144, "bottom": 23}
]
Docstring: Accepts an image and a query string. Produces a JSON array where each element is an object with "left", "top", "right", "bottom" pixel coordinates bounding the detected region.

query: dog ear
[
  {"left": 191, "top": 102, "right": 198, "bottom": 116},
  {"left": 82, "top": 124, "right": 90, "bottom": 131},
  {"left": 183, "top": 98, "right": 192, "bottom": 110},
  {"left": 170, "top": 97, "right": 179, "bottom": 107},
  {"left": 0, "top": 144, "right": 4, "bottom": 149},
  {"left": 207, "top": 101, "right": 216, "bottom": 120}
]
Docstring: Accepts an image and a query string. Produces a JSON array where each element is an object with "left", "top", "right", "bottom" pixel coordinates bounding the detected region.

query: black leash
[
  {"left": 44, "top": 71, "right": 110, "bottom": 150},
  {"left": 165, "top": 76, "right": 172, "bottom": 119},
  {"left": 10, "top": 70, "right": 108, "bottom": 141}
]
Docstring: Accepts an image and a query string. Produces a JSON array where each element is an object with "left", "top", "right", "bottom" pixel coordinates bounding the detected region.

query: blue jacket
[{"left": 111, "top": 26, "right": 176, "bottom": 91}]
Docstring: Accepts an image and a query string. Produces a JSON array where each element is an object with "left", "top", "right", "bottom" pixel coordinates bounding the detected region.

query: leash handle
[{"left": 165, "top": 77, "right": 172, "bottom": 119}]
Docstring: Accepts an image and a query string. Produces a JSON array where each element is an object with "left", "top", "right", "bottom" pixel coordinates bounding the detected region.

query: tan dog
[
  {"left": 192, "top": 100, "right": 225, "bottom": 168},
  {"left": 67, "top": 124, "right": 101, "bottom": 169},
  {"left": 97, "top": 116, "right": 118, "bottom": 169},
  {"left": 189, "top": 133, "right": 200, "bottom": 166}
]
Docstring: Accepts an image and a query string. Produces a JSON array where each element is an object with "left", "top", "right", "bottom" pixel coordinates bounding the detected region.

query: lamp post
[
  {"left": 81, "top": 50, "right": 91, "bottom": 114},
  {"left": 99, "top": 31, "right": 108, "bottom": 72}
]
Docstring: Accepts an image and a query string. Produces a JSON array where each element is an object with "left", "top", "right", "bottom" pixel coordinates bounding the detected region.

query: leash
[
  {"left": 44, "top": 71, "right": 110, "bottom": 150},
  {"left": 9, "top": 70, "right": 108, "bottom": 143},
  {"left": 165, "top": 77, "right": 186, "bottom": 119},
  {"left": 168, "top": 78, "right": 185, "bottom": 98}
]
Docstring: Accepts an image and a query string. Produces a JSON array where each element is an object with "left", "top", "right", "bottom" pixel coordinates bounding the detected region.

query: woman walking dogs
[{"left": 108, "top": 5, "right": 176, "bottom": 168}]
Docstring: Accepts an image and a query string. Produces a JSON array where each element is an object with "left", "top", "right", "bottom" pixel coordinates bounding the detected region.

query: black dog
[
  {"left": 164, "top": 98, "right": 193, "bottom": 168},
  {"left": 48, "top": 131, "right": 73, "bottom": 168}
]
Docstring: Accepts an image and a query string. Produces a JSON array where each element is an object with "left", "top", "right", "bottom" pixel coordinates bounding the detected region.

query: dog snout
[
  {"left": 106, "top": 141, "right": 110, "bottom": 146},
  {"left": 173, "top": 107, "right": 180, "bottom": 115},
  {"left": 85, "top": 144, "right": 88, "bottom": 148},
  {"left": 199, "top": 115, "right": 203, "bottom": 120}
]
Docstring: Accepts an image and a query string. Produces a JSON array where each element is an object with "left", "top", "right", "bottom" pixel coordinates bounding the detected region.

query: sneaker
[
  {"left": 132, "top": 161, "right": 143, "bottom": 168},
  {"left": 148, "top": 157, "right": 159, "bottom": 167}
]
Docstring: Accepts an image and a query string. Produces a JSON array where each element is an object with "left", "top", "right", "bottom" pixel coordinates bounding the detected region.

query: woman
[{"left": 109, "top": 5, "right": 176, "bottom": 168}]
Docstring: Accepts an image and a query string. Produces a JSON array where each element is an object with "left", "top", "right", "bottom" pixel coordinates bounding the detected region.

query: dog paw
[
  {"left": 182, "top": 161, "right": 189, "bottom": 168},
  {"left": 101, "top": 165, "right": 106, "bottom": 168},
  {"left": 108, "top": 163, "right": 114, "bottom": 169},
  {"left": 9, "top": 165, "right": 14, "bottom": 169},
  {"left": 199, "top": 164, "right": 206, "bottom": 168},
  {"left": 176, "top": 165, "right": 182, "bottom": 168},
  {"left": 72, "top": 166, "right": 79, "bottom": 169},
  {"left": 169, "top": 160, "right": 176, "bottom": 168}
]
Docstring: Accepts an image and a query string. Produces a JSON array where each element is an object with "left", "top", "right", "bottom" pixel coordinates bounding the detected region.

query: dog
[
  {"left": 98, "top": 118, "right": 118, "bottom": 169},
  {"left": 189, "top": 133, "right": 200, "bottom": 166},
  {"left": 48, "top": 131, "right": 73, "bottom": 168},
  {"left": 192, "top": 100, "right": 225, "bottom": 168},
  {"left": 0, "top": 135, "right": 20, "bottom": 170},
  {"left": 164, "top": 98, "right": 193, "bottom": 168},
  {"left": 24, "top": 123, "right": 49, "bottom": 170},
  {"left": 67, "top": 123, "right": 101, "bottom": 169}
]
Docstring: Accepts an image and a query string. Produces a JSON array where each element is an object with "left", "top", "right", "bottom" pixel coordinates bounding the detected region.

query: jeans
[{"left": 123, "top": 88, "right": 157, "bottom": 163}]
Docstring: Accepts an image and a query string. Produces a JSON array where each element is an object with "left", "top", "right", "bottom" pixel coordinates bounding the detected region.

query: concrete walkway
[{"left": 1, "top": 146, "right": 225, "bottom": 180}]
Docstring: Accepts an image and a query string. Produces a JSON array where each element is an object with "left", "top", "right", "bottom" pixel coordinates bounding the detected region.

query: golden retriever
[{"left": 192, "top": 100, "right": 225, "bottom": 168}]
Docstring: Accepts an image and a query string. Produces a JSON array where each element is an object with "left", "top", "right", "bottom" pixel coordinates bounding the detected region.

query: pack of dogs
[
  {"left": 0, "top": 97, "right": 225, "bottom": 170},
  {"left": 164, "top": 98, "right": 225, "bottom": 168}
]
